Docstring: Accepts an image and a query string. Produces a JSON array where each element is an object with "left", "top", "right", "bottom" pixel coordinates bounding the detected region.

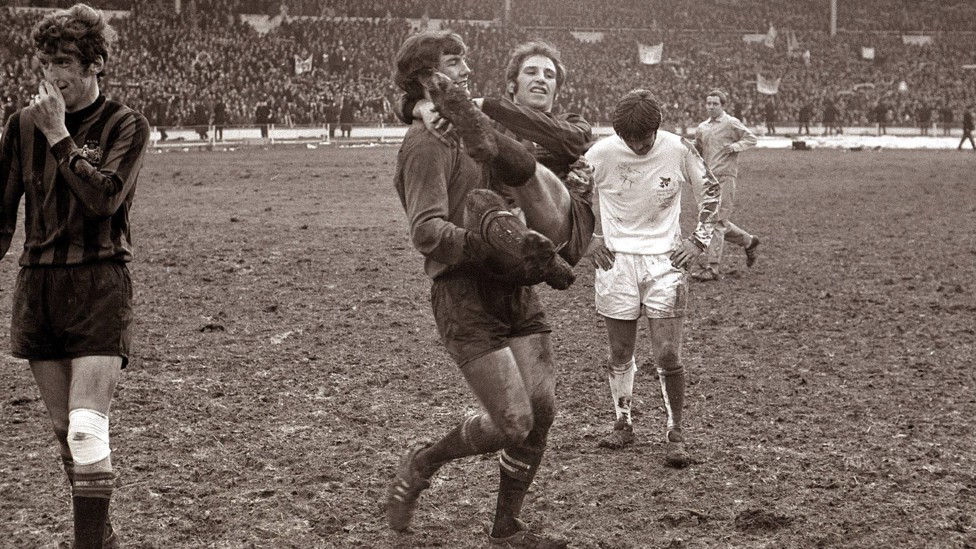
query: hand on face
[{"left": 29, "top": 81, "right": 70, "bottom": 144}]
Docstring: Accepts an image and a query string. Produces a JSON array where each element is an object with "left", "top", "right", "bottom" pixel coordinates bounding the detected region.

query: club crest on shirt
[
  {"left": 80, "top": 142, "right": 102, "bottom": 166},
  {"left": 659, "top": 177, "right": 672, "bottom": 188}
]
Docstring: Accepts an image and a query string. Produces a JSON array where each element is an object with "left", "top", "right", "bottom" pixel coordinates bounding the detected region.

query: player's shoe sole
[{"left": 421, "top": 71, "right": 498, "bottom": 162}]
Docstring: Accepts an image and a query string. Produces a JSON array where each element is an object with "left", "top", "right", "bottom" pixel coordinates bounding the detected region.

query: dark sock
[
  {"left": 73, "top": 496, "right": 110, "bottom": 549},
  {"left": 420, "top": 414, "right": 499, "bottom": 476},
  {"left": 491, "top": 472, "right": 531, "bottom": 538}
]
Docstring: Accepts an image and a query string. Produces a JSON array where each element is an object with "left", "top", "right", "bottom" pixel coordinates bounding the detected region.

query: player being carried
[{"left": 399, "top": 40, "right": 596, "bottom": 278}]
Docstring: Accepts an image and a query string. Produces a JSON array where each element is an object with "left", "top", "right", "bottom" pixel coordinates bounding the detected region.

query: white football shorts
[{"left": 595, "top": 251, "right": 688, "bottom": 320}]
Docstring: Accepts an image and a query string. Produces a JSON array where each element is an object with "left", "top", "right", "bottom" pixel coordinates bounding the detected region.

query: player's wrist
[{"left": 688, "top": 236, "right": 706, "bottom": 250}]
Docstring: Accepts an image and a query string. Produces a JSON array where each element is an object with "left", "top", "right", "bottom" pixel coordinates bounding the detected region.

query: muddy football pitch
[{"left": 2, "top": 146, "right": 974, "bottom": 548}]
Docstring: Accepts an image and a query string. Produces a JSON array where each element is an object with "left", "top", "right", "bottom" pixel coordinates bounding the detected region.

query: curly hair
[
  {"left": 612, "top": 89, "right": 662, "bottom": 140},
  {"left": 394, "top": 30, "right": 466, "bottom": 101},
  {"left": 32, "top": 3, "right": 117, "bottom": 69},
  {"left": 503, "top": 41, "right": 566, "bottom": 97}
]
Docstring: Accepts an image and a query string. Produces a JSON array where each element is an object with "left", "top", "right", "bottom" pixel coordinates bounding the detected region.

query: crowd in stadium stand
[{"left": 2, "top": 0, "right": 976, "bottom": 137}]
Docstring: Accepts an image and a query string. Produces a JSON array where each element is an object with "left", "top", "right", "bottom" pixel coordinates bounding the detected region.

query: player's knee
[
  {"left": 607, "top": 353, "right": 635, "bottom": 372},
  {"left": 656, "top": 349, "right": 681, "bottom": 373},
  {"left": 463, "top": 188, "right": 508, "bottom": 227},
  {"left": 67, "top": 409, "right": 111, "bottom": 466},
  {"left": 495, "top": 409, "right": 534, "bottom": 447}
]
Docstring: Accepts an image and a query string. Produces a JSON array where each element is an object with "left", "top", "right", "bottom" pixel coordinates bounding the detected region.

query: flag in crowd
[
  {"left": 901, "top": 34, "right": 933, "bottom": 46},
  {"left": 638, "top": 42, "right": 663, "bottom": 65},
  {"left": 763, "top": 23, "right": 777, "bottom": 48},
  {"left": 294, "top": 54, "right": 313, "bottom": 75},
  {"left": 756, "top": 73, "right": 781, "bottom": 95},
  {"left": 786, "top": 29, "right": 799, "bottom": 55}
]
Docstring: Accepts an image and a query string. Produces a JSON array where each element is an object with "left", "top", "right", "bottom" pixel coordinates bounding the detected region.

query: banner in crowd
[
  {"left": 756, "top": 73, "right": 781, "bottom": 95},
  {"left": 861, "top": 47, "right": 875, "bottom": 60},
  {"left": 743, "top": 33, "right": 766, "bottom": 44},
  {"left": 901, "top": 35, "right": 933, "bottom": 46},
  {"left": 786, "top": 29, "right": 799, "bottom": 54},
  {"left": 764, "top": 24, "right": 777, "bottom": 48},
  {"left": 571, "top": 31, "right": 605, "bottom": 43},
  {"left": 294, "top": 54, "right": 313, "bottom": 75},
  {"left": 638, "top": 43, "right": 664, "bottom": 65},
  {"left": 963, "top": 64, "right": 976, "bottom": 70}
]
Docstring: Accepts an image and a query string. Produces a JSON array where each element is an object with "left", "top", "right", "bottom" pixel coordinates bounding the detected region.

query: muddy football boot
[
  {"left": 664, "top": 429, "right": 691, "bottom": 468},
  {"left": 466, "top": 189, "right": 575, "bottom": 290},
  {"left": 487, "top": 519, "right": 568, "bottom": 549},
  {"left": 598, "top": 417, "right": 635, "bottom": 449},
  {"left": 386, "top": 444, "right": 433, "bottom": 532},
  {"left": 745, "top": 236, "right": 760, "bottom": 267},
  {"left": 421, "top": 71, "right": 498, "bottom": 162}
]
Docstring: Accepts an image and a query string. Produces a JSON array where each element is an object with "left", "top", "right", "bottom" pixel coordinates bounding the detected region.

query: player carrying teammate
[{"left": 386, "top": 30, "right": 570, "bottom": 548}]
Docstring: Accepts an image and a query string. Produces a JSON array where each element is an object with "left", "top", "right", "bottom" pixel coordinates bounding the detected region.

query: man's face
[
  {"left": 36, "top": 49, "right": 100, "bottom": 112},
  {"left": 511, "top": 54, "right": 557, "bottom": 112},
  {"left": 437, "top": 52, "right": 470, "bottom": 92},
  {"left": 705, "top": 95, "right": 724, "bottom": 120},
  {"left": 622, "top": 131, "right": 657, "bottom": 156}
]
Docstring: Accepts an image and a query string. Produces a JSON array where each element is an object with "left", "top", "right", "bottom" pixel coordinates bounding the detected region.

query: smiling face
[
  {"left": 437, "top": 52, "right": 471, "bottom": 92},
  {"left": 510, "top": 54, "right": 557, "bottom": 112},
  {"left": 36, "top": 49, "right": 101, "bottom": 112}
]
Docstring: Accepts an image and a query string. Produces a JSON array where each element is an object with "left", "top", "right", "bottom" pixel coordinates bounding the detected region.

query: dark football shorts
[
  {"left": 11, "top": 262, "right": 133, "bottom": 368},
  {"left": 431, "top": 267, "right": 551, "bottom": 367}
]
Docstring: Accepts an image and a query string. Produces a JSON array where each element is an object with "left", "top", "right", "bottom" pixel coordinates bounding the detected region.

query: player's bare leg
[
  {"left": 648, "top": 318, "right": 691, "bottom": 468},
  {"left": 600, "top": 318, "right": 640, "bottom": 449},
  {"left": 497, "top": 159, "right": 595, "bottom": 266},
  {"left": 31, "top": 356, "right": 121, "bottom": 549}
]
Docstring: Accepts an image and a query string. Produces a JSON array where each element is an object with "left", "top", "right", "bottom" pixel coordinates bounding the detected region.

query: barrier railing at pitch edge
[{"left": 148, "top": 122, "right": 410, "bottom": 149}]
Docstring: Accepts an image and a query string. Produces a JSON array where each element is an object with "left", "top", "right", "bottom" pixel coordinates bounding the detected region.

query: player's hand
[
  {"left": 587, "top": 235, "right": 615, "bottom": 271},
  {"left": 28, "top": 81, "right": 70, "bottom": 145},
  {"left": 669, "top": 238, "right": 703, "bottom": 270},
  {"left": 413, "top": 98, "right": 450, "bottom": 136},
  {"left": 721, "top": 144, "right": 735, "bottom": 154}
]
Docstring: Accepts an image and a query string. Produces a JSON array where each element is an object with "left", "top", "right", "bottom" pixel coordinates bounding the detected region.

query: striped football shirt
[{"left": 1, "top": 95, "right": 149, "bottom": 266}]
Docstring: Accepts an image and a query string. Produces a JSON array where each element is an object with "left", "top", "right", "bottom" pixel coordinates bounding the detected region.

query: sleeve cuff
[{"left": 50, "top": 137, "right": 78, "bottom": 165}]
